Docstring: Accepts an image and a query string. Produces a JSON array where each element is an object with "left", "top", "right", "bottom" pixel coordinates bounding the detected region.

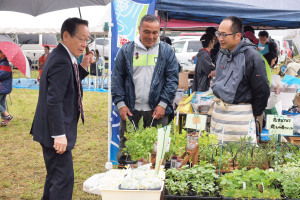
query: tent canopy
[
  {"left": 160, "top": 18, "right": 219, "bottom": 31},
  {"left": 156, "top": 0, "right": 300, "bottom": 29}
]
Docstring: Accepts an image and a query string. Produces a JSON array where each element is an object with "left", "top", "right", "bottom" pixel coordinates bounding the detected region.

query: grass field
[{"left": 0, "top": 88, "right": 108, "bottom": 199}]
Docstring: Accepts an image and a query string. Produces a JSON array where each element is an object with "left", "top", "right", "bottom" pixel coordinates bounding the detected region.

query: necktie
[{"left": 73, "top": 62, "right": 84, "bottom": 123}]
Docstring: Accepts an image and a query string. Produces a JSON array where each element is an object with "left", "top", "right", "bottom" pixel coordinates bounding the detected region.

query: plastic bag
[{"left": 266, "top": 93, "right": 280, "bottom": 109}]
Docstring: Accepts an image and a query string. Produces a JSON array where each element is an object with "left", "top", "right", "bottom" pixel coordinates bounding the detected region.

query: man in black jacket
[
  {"left": 30, "top": 18, "right": 94, "bottom": 200},
  {"left": 211, "top": 16, "right": 270, "bottom": 142}
]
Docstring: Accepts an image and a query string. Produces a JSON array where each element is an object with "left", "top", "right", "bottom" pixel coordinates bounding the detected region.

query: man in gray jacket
[
  {"left": 111, "top": 15, "right": 179, "bottom": 163},
  {"left": 211, "top": 16, "right": 270, "bottom": 142}
]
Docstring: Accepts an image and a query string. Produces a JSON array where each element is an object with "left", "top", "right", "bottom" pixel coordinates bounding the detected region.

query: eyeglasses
[
  {"left": 74, "top": 35, "right": 92, "bottom": 44},
  {"left": 215, "top": 31, "right": 237, "bottom": 38}
]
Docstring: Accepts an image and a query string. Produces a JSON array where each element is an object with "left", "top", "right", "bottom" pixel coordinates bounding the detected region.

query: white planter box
[{"left": 101, "top": 182, "right": 164, "bottom": 200}]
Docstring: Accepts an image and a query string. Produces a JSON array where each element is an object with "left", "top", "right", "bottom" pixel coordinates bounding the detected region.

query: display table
[
  {"left": 284, "top": 135, "right": 300, "bottom": 145},
  {"left": 176, "top": 96, "right": 210, "bottom": 133}
]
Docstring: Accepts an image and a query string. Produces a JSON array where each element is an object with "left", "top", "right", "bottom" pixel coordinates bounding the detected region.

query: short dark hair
[
  {"left": 200, "top": 34, "right": 214, "bottom": 48},
  {"left": 224, "top": 16, "right": 243, "bottom": 34},
  {"left": 160, "top": 35, "right": 172, "bottom": 45},
  {"left": 205, "top": 27, "right": 217, "bottom": 35},
  {"left": 44, "top": 45, "right": 50, "bottom": 50},
  {"left": 244, "top": 25, "right": 255, "bottom": 34},
  {"left": 61, "top": 17, "right": 89, "bottom": 40},
  {"left": 258, "top": 30, "right": 269, "bottom": 37},
  {"left": 139, "top": 14, "right": 160, "bottom": 27}
]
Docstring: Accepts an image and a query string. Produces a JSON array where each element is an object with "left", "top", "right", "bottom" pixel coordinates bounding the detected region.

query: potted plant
[
  {"left": 219, "top": 168, "right": 283, "bottom": 199},
  {"left": 164, "top": 164, "right": 220, "bottom": 199},
  {"left": 278, "top": 161, "right": 300, "bottom": 199}
]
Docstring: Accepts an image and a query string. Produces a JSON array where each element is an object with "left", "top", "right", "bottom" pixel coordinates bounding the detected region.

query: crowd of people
[{"left": 0, "top": 13, "right": 287, "bottom": 199}]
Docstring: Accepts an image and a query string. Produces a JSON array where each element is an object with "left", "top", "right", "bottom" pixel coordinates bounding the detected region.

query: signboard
[
  {"left": 155, "top": 125, "right": 171, "bottom": 174},
  {"left": 185, "top": 114, "right": 207, "bottom": 131},
  {"left": 266, "top": 115, "right": 294, "bottom": 135}
]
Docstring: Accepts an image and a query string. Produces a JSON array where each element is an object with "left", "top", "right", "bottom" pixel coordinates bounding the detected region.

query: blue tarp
[
  {"left": 12, "top": 78, "right": 108, "bottom": 92},
  {"left": 282, "top": 75, "right": 300, "bottom": 93},
  {"left": 156, "top": 0, "right": 300, "bottom": 29}
]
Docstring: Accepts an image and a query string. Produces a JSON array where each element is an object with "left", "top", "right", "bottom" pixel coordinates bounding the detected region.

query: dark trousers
[
  {"left": 117, "top": 110, "right": 169, "bottom": 163},
  {"left": 41, "top": 144, "right": 74, "bottom": 200}
]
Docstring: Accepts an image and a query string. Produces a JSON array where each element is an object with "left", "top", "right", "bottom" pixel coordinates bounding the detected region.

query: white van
[
  {"left": 17, "top": 34, "right": 58, "bottom": 65},
  {"left": 172, "top": 38, "right": 202, "bottom": 69}
]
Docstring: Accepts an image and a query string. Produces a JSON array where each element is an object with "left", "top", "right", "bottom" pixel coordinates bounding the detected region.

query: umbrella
[
  {"left": 0, "top": 35, "right": 30, "bottom": 78},
  {"left": 0, "top": 6, "right": 111, "bottom": 34},
  {"left": 0, "top": 0, "right": 112, "bottom": 16}
]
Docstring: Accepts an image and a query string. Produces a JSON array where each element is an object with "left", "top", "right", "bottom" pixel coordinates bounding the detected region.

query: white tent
[{"left": 0, "top": 5, "right": 111, "bottom": 34}]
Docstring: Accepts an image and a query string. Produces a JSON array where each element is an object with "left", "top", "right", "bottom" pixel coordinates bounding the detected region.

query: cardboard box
[{"left": 178, "top": 72, "right": 189, "bottom": 91}]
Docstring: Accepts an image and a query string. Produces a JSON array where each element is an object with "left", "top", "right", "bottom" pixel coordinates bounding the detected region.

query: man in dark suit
[{"left": 30, "top": 17, "right": 94, "bottom": 200}]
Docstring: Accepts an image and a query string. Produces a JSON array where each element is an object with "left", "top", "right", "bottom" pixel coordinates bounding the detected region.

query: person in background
[
  {"left": 243, "top": 27, "right": 271, "bottom": 87},
  {"left": 0, "top": 50, "right": 13, "bottom": 127},
  {"left": 76, "top": 53, "right": 83, "bottom": 65},
  {"left": 160, "top": 35, "right": 181, "bottom": 72},
  {"left": 192, "top": 34, "right": 215, "bottom": 92},
  {"left": 112, "top": 15, "right": 179, "bottom": 164},
  {"left": 264, "top": 51, "right": 280, "bottom": 94},
  {"left": 243, "top": 25, "right": 259, "bottom": 45},
  {"left": 160, "top": 35, "right": 172, "bottom": 46},
  {"left": 258, "top": 30, "right": 278, "bottom": 56},
  {"left": 211, "top": 16, "right": 270, "bottom": 142},
  {"left": 37, "top": 45, "right": 50, "bottom": 82},
  {"left": 192, "top": 27, "right": 219, "bottom": 65},
  {"left": 206, "top": 27, "right": 220, "bottom": 64}
]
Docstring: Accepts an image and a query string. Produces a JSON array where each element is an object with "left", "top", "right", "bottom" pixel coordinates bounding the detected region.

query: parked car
[
  {"left": 17, "top": 34, "right": 57, "bottom": 66},
  {"left": 170, "top": 36, "right": 200, "bottom": 44},
  {"left": 172, "top": 38, "right": 202, "bottom": 70},
  {"left": 88, "top": 37, "right": 110, "bottom": 59}
]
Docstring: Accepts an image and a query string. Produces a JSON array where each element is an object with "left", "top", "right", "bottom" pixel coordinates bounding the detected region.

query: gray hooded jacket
[{"left": 212, "top": 38, "right": 270, "bottom": 116}]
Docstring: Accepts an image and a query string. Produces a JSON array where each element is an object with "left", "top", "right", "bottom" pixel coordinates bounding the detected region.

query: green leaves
[
  {"left": 219, "top": 168, "right": 283, "bottom": 199},
  {"left": 165, "top": 164, "right": 219, "bottom": 197},
  {"left": 278, "top": 160, "right": 300, "bottom": 199},
  {"left": 123, "top": 119, "right": 186, "bottom": 161}
]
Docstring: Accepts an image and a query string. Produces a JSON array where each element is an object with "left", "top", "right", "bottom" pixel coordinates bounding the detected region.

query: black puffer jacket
[
  {"left": 212, "top": 38, "right": 270, "bottom": 116},
  {"left": 192, "top": 49, "right": 214, "bottom": 92}
]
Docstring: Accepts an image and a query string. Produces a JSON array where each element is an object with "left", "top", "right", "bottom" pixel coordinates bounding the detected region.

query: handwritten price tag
[
  {"left": 192, "top": 116, "right": 201, "bottom": 124},
  {"left": 266, "top": 114, "right": 294, "bottom": 135},
  {"left": 186, "top": 114, "right": 207, "bottom": 130}
]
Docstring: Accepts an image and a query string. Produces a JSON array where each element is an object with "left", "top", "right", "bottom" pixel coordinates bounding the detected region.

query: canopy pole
[
  {"left": 105, "top": 8, "right": 113, "bottom": 170},
  {"left": 163, "top": 19, "right": 167, "bottom": 36}
]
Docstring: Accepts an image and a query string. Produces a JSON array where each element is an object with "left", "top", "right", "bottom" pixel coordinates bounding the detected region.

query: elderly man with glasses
[
  {"left": 30, "top": 17, "right": 95, "bottom": 200},
  {"left": 210, "top": 16, "right": 270, "bottom": 143}
]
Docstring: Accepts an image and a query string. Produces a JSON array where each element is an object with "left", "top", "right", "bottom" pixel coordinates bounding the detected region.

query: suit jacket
[{"left": 30, "top": 43, "right": 89, "bottom": 151}]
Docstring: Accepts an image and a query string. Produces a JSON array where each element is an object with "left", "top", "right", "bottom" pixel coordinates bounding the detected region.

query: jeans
[{"left": 0, "top": 94, "right": 7, "bottom": 118}]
